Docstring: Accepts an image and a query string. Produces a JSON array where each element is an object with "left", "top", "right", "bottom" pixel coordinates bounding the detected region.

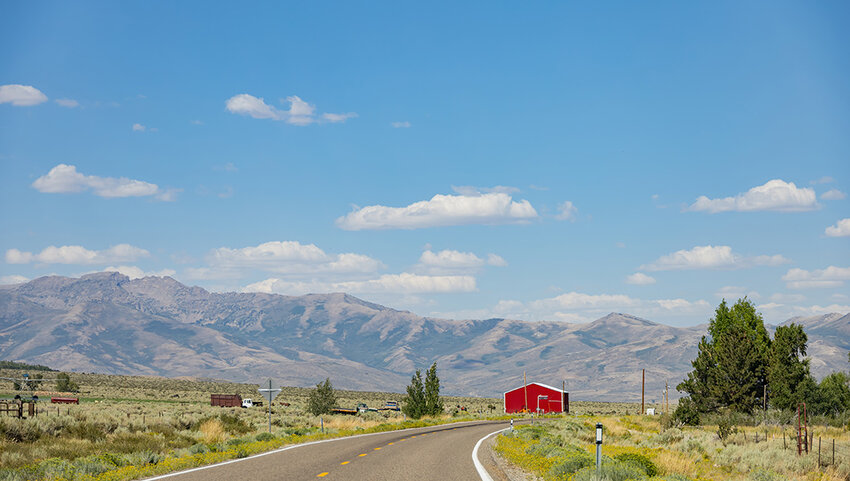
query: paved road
[{"left": 148, "top": 420, "right": 520, "bottom": 481}]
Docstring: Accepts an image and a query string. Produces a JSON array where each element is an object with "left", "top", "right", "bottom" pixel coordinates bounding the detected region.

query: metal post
[
  {"left": 818, "top": 437, "right": 821, "bottom": 466},
  {"left": 510, "top": 419, "right": 514, "bottom": 431},
  {"left": 321, "top": 416, "right": 324, "bottom": 434},
  {"left": 641, "top": 369, "right": 645, "bottom": 415},
  {"left": 595, "top": 423, "right": 603, "bottom": 478},
  {"left": 267, "top": 380, "right": 272, "bottom": 433}
]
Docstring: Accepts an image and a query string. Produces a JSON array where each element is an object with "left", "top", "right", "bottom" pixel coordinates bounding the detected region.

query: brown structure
[
  {"left": 51, "top": 397, "right": 79, "bottom": 404},
  {"left": 211, "top": 394, "right": 242, "bottom": 407}
]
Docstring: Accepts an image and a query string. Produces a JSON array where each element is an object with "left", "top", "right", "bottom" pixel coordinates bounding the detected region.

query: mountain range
[{"left": 1, "top": 273, "right": 847, "bottom": 401}]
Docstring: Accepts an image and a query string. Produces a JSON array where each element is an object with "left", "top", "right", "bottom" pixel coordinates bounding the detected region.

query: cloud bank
[
  {"left": 32, "top": 164, "right": 177, "bottom": 201},
  {"left": 336, "top": 192, "right": 538, "bottom": 230},
  {"left": 6, "top": 244, "right": 149, "bottom": 265},
  {"left": 225, "top": 94, "right": 355, "bottom": 125},
  {"left": 641, "top": 245, "right": 789, "bottom": 271},
  {"left": 688, "top": 179, "right": 818, "bottom": 213}
]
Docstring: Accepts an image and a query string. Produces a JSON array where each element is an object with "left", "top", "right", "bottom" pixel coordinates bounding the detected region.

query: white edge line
[
  {"left": 472, "top": 427, "right": 509, "bottom": 481},
  {"left": 143, "top": 419, "right": 502, "bottom": 481}
]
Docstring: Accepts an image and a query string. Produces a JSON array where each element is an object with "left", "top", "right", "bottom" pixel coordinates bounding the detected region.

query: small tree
[
  {"left": 403, "top": 369, "right": 425, "bottom": 419},
  {"left": 424, "top": 362, "right": 443, "bottom": 416},
  {"left": 307, "top": 378, "right": 336, "bottom": 415},
  {"left": 55, "top": 373, "right": 79, "bottom": 393}
]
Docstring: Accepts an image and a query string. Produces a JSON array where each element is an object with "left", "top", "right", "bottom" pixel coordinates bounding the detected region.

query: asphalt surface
[{"left": 148, "top": 420, "right": 522, "bottom": 481}]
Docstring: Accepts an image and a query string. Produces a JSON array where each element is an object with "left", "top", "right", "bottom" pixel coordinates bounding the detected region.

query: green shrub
[
  {"left": 614, "top": 452, "right": 658, "bottom": 476},
  {"left": 716, "top": 414, "right": 737, "bottom": 445},
  {"left": 673, "top": 398, "right": 700, "bottom": 426},
  {"left": 255, "top": 432, "right": 275, "bottom": 442},
  {"left": 572, "top": 459, "right": 648, "bottom": 481},
  {"left": 747, "top": 468, "right": 784, "bottom": 481},
  {"left": 548, "top": 452, "right": 595, "bottom": 479}
]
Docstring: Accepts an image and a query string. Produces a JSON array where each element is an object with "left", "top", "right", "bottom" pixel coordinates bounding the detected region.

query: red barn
[{"left": 503, "top": 382, "right": 569, "bottom": 414}]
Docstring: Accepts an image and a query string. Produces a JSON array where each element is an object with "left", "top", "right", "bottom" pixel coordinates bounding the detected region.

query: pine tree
[
  {"left": 678, "top": 298, "right": 771, "bottom": 414},
  {"left": 307, "top": 378, "right": 336, "bottom": 415},
  {"left": 402, "top": 369, "right": 425, "bottom": 419},
  {"left": 424, "top": 362, "right": 443, "bottom": 416}
]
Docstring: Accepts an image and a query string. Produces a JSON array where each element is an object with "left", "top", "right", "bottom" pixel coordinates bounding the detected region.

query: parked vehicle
[
  {"left": 379, "top": 401, "right": 400, "bottom": 411},
  {"left": 241, "top": 398, "right": 253, "bottom": 408}
]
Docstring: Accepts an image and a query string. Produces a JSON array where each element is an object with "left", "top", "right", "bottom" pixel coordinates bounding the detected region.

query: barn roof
[{"left": 503, "top": 382, "right": 567, "bottom": 396}]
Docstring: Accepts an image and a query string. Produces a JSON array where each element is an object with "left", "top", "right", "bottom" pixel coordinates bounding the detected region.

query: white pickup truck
[{"left": 241, "top": 398, "right": 253, "bottom": 408}]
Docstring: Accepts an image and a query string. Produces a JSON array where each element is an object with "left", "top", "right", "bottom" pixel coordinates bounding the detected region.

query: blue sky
[{"left": 1, "top": 1, "right": 848, "bottom": 326}]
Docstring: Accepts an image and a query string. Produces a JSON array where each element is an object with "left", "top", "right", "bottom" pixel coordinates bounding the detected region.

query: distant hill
[{"left": 1, "top": 273, "right": 847, "bottom": 400}]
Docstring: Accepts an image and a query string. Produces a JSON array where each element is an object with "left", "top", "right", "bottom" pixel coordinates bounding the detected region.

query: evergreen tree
[
  {"left": 402, "top": 369, "right": 425, "bottom": 419},
  {"left": 678, "top": 298, "right": 771, "bottom": 414},
  {"left": 307, "top": 378, "right": 336, "bottom": 415},
  {"left": 767, "top": 324, "right": 811, "bottom": 410},
  {"left": 424, "top": 362, "right": 443, "bottom": 416}
]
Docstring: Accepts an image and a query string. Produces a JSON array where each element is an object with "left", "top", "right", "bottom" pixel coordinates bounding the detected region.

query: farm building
[{"left": 503, "top": 382, "right": 569, "bottom": 414}]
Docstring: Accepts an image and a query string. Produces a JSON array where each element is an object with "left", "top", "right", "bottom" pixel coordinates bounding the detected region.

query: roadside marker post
[
  {"left": 258, "top": 379, "right": 282, "bottom": 433},
  {"left": 596, "top": 423, "right": 603, "bottom": 478}
]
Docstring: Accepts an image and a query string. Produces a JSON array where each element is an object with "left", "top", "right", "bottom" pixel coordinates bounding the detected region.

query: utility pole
[
  {"left": 523, "top": 371, "right": 528, "bottom": 413},
  {"left": 664, "top": 380, "right": 669, "bottom": 415},
  {"left": 641, "top": 369, "right": 645, "bottom": 415}
]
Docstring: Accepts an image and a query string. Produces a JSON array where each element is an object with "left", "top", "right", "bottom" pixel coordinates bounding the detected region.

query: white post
[{"left": 596, "top": 423, "right": 603, "bottom": 478}]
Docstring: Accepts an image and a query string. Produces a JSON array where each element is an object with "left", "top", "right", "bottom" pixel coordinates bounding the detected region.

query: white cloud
[
  {"left": 391, "top": 121, "right": 411, "bottom": 128},
  {"left": 443, "top": 291, "right": 711, "bottom": 323},
  {"left": 555, "top": 201, "right": 578, "bottom": 221},
  {"left": 32, "top": 164, "right": 175, "bottom": 200},
  {"left": 205, "top": 241, "right": 384, "bottom": 277},
  {"left": 770, "top": 293, "right": 806, "bottom": 303},
  {"left": 715, "top": 286, "right": 760, "bottom": 300},
  {"left": 0, "top": 275, "right": 29, "bottom": 285},
  {"left": 322, "top": 112, "right": 358, "bottom": 123},
  {"left": 336, "top": 192, "right": 538, "bottom": 230},
  {"left": 225, "top": 93, "right": 356, "bottom": 125},
  {"left": 450, "top": 185, "right": 520, "bottom": 196},
  {"left": 0, "top": 84, "right": 47, "bottom": 106},
  {"left": 641, "top": 245, "right": 789, "bottom": 271},
  {"left": 821, "top": 189, "right": 846, "bottom": 201},
  {"left": 225, "top": 94, "right": 280, "bottom": 120},
  {"left": 243, "top": 273, "right": 476, "bottom": 295},
  {"left": 782, "top": 266, "right": 850, "bottom": 289},
  {"left": 55, "top": 98, "right": 79, "bottom": 108},
  {"left": 6, "top": 244, "right": 149, "bottom": 265},
  {"left": 415, "top": 249, "right": 506, "bottom": 274},
  {"left": 688, "top": 179, "right": 818, "bottom": 213},
  {"left": 101, "top": 266, "right": 176, "bottom": 279},
  {"left": 626, "top": 273, "right": 656, "bottom": 285},
  {"left": 825, "top": 218, "right": 850, "bottom": 237},
  {"left": 811, "top": 176, "right": 834, "bottom": 185},
  {"left": 132, "top": 123, "right": 146, "bottom": 132},
  {"left": 757, "top": 302, "right": 850, "bottom": 319}
]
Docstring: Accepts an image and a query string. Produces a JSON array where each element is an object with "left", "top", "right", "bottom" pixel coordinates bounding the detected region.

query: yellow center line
[
  {"left": 358, "top": 453, "right": 368, "bottom": 457},
  {"left": 387, "top": 442, "right": 394, "bottom": 445},
  {"left": 317, "top": 473, "right": 329, "bottom": 478},
  {"left": 373, "top": 447, "right": 381, "bottom": 450},
  {"left": 340, "top": 461, "right": 350, "bottom": 465}
]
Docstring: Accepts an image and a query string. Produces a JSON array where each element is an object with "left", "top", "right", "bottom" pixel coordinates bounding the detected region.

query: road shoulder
[{"left": 481, "top": 431, "right": 540, "bottom": 481}]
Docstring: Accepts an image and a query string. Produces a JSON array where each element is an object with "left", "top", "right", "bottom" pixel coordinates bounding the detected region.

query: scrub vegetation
[
  {"left": 0, "top": 368, "right": 505, "bottom": 481},
  {"left": 496, "top": 414, "right": 850, "bottom": 481}
]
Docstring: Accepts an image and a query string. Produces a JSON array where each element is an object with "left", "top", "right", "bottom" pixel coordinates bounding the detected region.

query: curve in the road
[{"left": 144, "top": 419, "right": 521, "bottom": 481}]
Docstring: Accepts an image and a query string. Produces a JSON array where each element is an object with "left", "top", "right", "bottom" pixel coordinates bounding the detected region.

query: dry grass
[{"left": 198, "top": 419, "right": 226, "bottom": 444}]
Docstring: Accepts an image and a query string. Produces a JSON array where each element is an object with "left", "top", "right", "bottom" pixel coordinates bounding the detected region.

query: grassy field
[
  {"left": 4, "top": 368, "right": 784, "bottom": 481},
  {"left": 0, "top": 369, "right": 517, "bottom": 481},
  {"left": 495, "top": 413, "right": 850, "bottom": 481}
]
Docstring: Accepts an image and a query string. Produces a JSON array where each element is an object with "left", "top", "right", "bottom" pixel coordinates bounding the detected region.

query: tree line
[
  {"left": 676, "top": 298, "right": 850, "bottom": 424},
  {"left": 307, "top": 362, "right": 443, "bottom": 419}
]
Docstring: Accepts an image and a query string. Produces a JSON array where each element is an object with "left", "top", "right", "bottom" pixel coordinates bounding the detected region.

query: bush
[
  {"left": 716, "top": 413, "right": 737, "bottom": 445},
  {"left": 255, "top": 432, "right": 275, "bottom": 442},
  {"left": 614, "top": 452, "right": 658, "bottom": 476},
  {"left": 673, "top": 398, "right": 700, "bottom": 426},
  {"left": 307, "top": 378, "right": 337, "bottom": 416},
  {"left": 572, "top": 458, "right": 648, "bottom": 481},
  {"left": 548, "top": 451, "right": 595, "bottom": 479}
]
